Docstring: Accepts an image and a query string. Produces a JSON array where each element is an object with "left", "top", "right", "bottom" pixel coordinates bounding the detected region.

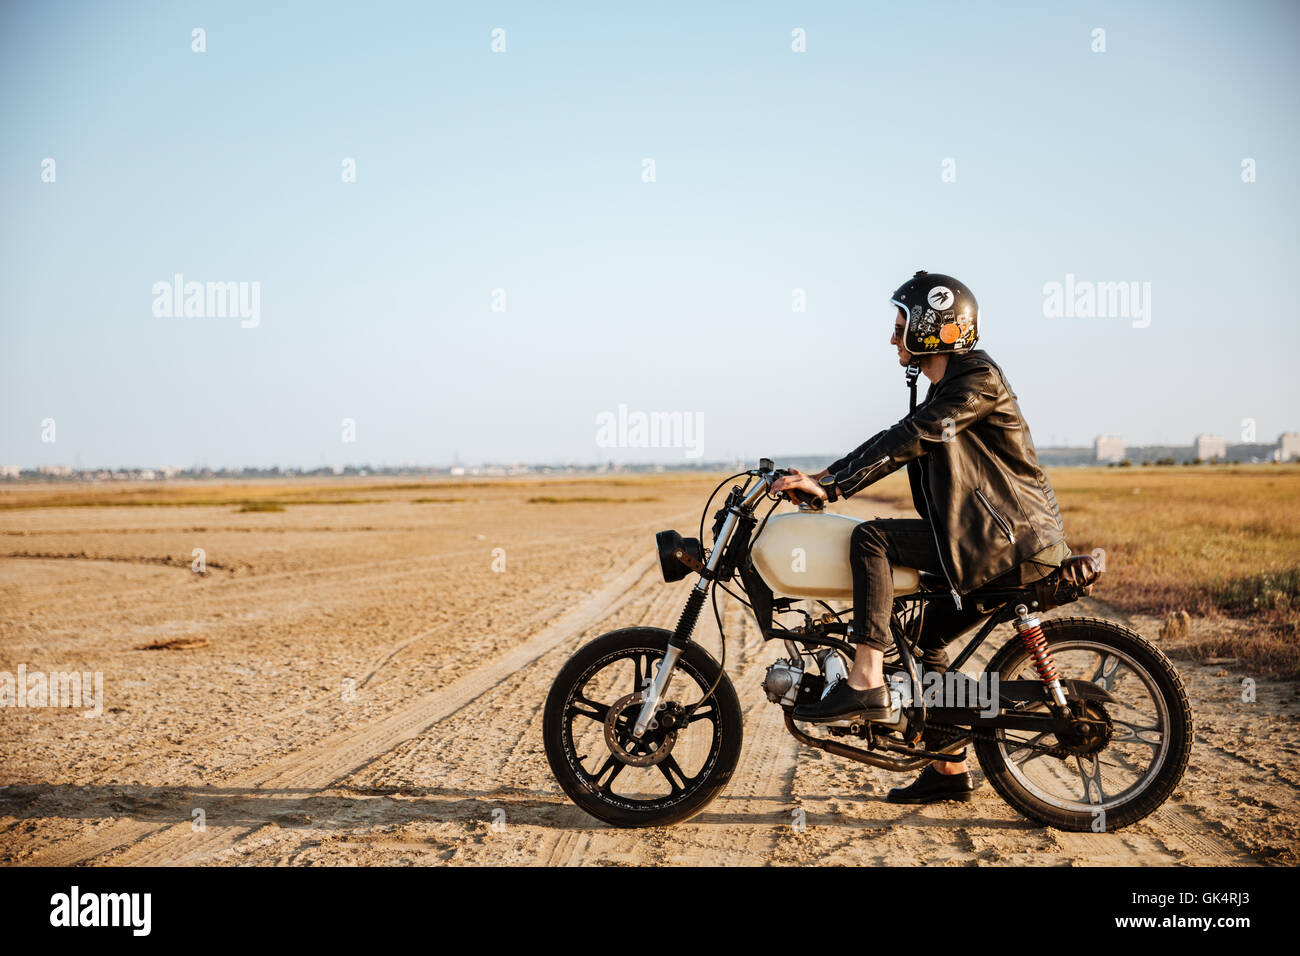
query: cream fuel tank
[{"left": 748, "top": 511, "right": 921, "bottom": 600}]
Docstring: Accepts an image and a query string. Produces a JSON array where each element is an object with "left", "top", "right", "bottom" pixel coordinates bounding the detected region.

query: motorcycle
[{"left": 542, "top": 459, "right": 1192, "bottom": 831}]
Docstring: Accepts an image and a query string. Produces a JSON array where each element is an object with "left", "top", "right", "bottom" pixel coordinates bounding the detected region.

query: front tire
[
  {"left": 542, "top": 626, "right": 743, "bottom": 828},
  {"left": 975, "top": 617, "right": 1193, "bottom": 832}
]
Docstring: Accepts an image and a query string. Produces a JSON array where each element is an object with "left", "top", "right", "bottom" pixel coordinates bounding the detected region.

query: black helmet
[{"left": 890, "top": 270, "right": 979, "bottom": 355}]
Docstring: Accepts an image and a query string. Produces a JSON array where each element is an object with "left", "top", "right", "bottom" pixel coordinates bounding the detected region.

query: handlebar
[{"left": 761, "top": 464, "right": 826, "bottom": 511}]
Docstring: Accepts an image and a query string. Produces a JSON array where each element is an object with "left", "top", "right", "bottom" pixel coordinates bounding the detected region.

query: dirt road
[{"left": 1, "top": 477, "right": 1295, "bottom": 865}]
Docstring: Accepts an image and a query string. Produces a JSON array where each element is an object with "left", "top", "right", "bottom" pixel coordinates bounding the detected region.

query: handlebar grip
[
  {"left": 786, "top": 487, "right": 825, "bottom": 510},
  {"left": 769, "top": 469, "right": 825, "bottom": 510}
]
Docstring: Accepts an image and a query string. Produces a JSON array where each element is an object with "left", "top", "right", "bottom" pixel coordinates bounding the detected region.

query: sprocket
[{"left": 1053, "top": 698, "right": 1113, "bottom": 758}]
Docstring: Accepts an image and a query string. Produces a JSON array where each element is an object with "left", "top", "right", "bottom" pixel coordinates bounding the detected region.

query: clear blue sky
[{"left": 2, "top": 0, "right": 1297, "bottom": 468}]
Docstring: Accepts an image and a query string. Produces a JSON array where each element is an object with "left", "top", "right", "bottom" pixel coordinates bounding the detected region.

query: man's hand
[{"left": 771, "top": 467, "right": 828, "bottom": 504}]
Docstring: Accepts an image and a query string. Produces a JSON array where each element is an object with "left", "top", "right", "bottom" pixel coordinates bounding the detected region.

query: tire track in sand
[
  {"left": 526, "top": 594, "right": 801, "bottom": 866},
  {"left": 3, "top": 512, "right": 692, "bottom": 654},
  {"left": 650, "top": 600, "right": 804, "bottom": 866},
  {"left": 18, "top": 552, "right": 660, "bottom": 866}
]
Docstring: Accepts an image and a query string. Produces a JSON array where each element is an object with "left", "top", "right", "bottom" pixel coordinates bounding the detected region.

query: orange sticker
[{"left": 939, "top": 323, "right": 960, "bottom": 344}]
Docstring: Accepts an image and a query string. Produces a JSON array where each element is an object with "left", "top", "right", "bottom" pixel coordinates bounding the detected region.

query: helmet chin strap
[{"left": 905, "top": 360, "right": 921, "bottom": 412}]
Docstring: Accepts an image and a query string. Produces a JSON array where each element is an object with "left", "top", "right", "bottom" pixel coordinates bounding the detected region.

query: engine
[
  {"left": 764, "top": 654, "right": 912, "bottom": 732},
  {"left": 762, "top": 658, "right": 808, "bottom": 707}
]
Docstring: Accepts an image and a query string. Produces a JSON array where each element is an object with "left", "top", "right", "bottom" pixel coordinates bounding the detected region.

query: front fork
[
  {"left": 631, "top": 587, "right": 705, "bottom": 738},
  {"left": 631, "top": 481, "right": 764, "bottom": 738}
]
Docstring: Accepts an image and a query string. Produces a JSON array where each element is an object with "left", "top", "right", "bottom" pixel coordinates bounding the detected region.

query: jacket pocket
[{"left": 973, "top": 488, "right": 1016, "bottom": 544}]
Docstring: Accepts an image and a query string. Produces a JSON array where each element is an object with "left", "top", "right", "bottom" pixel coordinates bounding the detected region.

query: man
[{"left": 772, "top": 271, "right": 1068, "bottom": 804}]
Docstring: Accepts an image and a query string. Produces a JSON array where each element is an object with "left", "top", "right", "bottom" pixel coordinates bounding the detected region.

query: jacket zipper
[
  {"left": 917, "top": 461, "right": 962, "bottom": 610},
  {"left": 841, "top": 456, "right": 890, "bottom": 497},
  {"left": 973, "top": 488, "right": 1016, "bottom": 544}
]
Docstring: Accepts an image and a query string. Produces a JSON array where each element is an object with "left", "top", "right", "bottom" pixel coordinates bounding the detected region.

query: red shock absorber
[{"left": 1014, "top": 604, "right": 1068, "bottom": 707}]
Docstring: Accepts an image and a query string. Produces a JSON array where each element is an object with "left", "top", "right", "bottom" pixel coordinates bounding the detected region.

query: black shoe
[
  {"left": 886, "top": 763, "right": 979, "bottom": 804},
  {"left": 792, "top": 678, "right": 893, "bottom": 723}
]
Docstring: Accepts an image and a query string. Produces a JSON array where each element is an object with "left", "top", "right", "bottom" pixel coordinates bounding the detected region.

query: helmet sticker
[
  {"left": 939, "top": 322, "right": 960, "bottom": 344},
  {"left": 913, "top": 306, "right": 937, "bottom": 337},
  {"left": 927, "top": 286, "right": 954, "bottom": 309}
]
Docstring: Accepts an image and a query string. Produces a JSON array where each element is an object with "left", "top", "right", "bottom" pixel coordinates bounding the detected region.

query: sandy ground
[{"left": 1, "top": 477, "right": 1296, "bottom": 866}]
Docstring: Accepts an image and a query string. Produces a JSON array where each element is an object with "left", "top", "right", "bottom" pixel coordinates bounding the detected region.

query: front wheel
[
  {"left": 542, "top": 626, "right": 744, "bottom": 828},
  {"left": 975, "top": 617, "right": 1193, "bottom": 832}
]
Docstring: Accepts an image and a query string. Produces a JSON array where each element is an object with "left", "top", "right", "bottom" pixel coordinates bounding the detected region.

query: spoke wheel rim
[
  {"left": 561, "top": 646, "right": 723, "bottom": 814},
  {"left": 996, "top": 639, "right": 1171, "bottom": 814}
]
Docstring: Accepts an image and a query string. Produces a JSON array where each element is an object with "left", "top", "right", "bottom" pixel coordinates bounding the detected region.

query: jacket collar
[
  {"left": 939, "top": 348, "right": 989, "bottom": 383},
  {"left": 922, "top": 349, "right": 987, "bottom": 401}
]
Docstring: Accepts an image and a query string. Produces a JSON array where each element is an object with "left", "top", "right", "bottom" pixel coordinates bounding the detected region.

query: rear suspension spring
[
  {"left": 1014, "top": 604, "right": 1067, "bottom": 707},
  {"left": 1019, "top": 621, "right": 1058, "bottom": 683}
]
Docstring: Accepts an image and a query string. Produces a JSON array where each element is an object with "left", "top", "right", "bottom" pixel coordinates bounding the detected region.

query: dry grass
[
  {"left": 1046, "top": 466, "right": 1299, "bottom": 610},
  {"left": 527, "top": 495, "right": 662, "bottom": 504},
  {"left": 0, "top": 475, "right": 696, "bottom": 510},
  {"left": 1173, "top": 628, "right": 1299, "bottom": 678},
  {"left": 0, "top": 483, "right": 381, "bottom": 510},
  {"left": 1047, "top": 465, "right": 1300, "bottom": 677}
]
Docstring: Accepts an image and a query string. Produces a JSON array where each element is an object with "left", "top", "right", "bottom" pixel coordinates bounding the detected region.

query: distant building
[
  {"left": 38, "top": 465, "right": 74, "bottom": 477},
  {"left": 0, "top": 465, "right": 20, "bottom": 478},
  {"left": 1194, "top": 434, "right": 1226, "bottom": 461},
  {"left": 1277, "top": 433, "right": 1300, "bottom": 463},
  {"left": 1094, "top": 435, "right": 1125, "bottom": 463}
]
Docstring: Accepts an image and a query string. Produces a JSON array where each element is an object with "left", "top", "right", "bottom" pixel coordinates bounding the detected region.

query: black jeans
[{"left": 848, "top": 518, "right": 991, "bottom": 675}]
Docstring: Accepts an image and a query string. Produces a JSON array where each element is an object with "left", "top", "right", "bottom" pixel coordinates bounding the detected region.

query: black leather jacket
[{"left": 824, "top": 349, "right": 1067, "bottom": 603}]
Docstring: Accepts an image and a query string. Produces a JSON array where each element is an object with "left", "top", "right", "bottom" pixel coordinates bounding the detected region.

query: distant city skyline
[
  {"left": 8, "top": 430, "right": 1298, "bottom": 478},
  {"left": 3, "top": 2, "right": 1298, "bottom": 469}
]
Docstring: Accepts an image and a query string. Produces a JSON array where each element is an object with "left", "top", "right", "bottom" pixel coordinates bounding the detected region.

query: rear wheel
[
  {"left": 543, "top": 627, "right": 744, "bottom": 828},
  {"left": 975, "top": 617, "right": 1193, "bottom": 832}
]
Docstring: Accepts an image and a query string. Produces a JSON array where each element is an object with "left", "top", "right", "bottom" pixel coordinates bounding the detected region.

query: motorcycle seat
[{"left": 915, "top": 553, "right": 1101, "bottom": 602}]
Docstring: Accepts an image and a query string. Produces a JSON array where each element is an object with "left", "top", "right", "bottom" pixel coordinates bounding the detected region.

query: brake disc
[{"left": 604, "top": 692, "right": 678, "bottom": 767}]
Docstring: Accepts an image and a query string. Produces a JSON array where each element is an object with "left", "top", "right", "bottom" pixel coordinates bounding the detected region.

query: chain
[{"left": 927, "top": 722, "right": 1079, "bottom": 759}]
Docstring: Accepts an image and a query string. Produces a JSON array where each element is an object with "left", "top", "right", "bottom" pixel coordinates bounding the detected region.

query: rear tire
[
  {"left": 542, "top": 627, "right": 744, "bottom": 828},
  {"left": 974, "top": 617, "right": 1193, "bottom": 832}
]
